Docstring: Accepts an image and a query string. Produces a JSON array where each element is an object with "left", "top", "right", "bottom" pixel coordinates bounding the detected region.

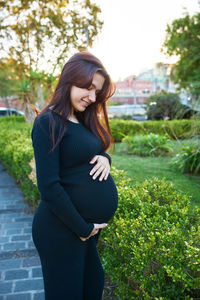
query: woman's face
[{"left": 70, "top": 72, "right": 105, "bottom": 114}]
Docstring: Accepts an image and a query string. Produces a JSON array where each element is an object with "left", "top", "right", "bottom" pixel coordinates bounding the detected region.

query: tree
[
  {"left": 0, "top": 0, "right": 102, "bottom": 121},
  {"left": 0, "top": 0, "right": 103, "bottom": 78},
  {"left": 162, "top": 13, "right": 200, "bottom": 100},
  {"left": 145, "top": 91, "right": 192, "bottom": 120}
]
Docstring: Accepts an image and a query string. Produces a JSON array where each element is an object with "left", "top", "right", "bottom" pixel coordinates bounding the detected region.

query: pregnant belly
[{"left": 61, "top": 166, "right": 118, "bottom": 223}]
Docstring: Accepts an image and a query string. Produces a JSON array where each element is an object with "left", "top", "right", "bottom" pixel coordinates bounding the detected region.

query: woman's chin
[{"left": 79, "top": 105, "right": 88, "bottom": 111}]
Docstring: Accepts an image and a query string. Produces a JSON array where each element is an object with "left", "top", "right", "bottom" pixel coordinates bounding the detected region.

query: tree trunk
[
  {"left": 35, "top": 83, "right": 45, "bottom": 110},
  {"left": 23, "top": 95, "right": 36, "bottom": 123}
]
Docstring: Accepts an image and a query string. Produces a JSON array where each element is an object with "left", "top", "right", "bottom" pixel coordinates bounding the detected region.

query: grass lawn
[{"left": 112, "top": 141, "right": 200, "bottom": 208}]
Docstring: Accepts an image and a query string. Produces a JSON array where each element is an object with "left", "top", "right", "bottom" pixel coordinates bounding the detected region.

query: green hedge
[
  {"left": 109, "top": 119, "right": 200, "bottom": 142},
  {"left": 0, "top": 116, "right": 39, "bottom": 208},
  {"left": 99, "top": 169, "right": 200, "bottom": 299}
]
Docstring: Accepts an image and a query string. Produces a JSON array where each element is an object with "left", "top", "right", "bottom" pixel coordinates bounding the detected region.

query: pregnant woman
[{"left": 31, "top": 51, "right": 118, "bottom": 300}]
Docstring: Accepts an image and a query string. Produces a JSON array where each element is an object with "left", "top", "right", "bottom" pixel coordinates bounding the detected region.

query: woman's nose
[{"left": 89, "top": 90, "right": 96, "bottom": 102}]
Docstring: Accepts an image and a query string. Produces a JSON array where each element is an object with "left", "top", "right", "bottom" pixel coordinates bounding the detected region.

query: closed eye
[{"left": 87, "top": 85, "right": 100, "bottom": 95}]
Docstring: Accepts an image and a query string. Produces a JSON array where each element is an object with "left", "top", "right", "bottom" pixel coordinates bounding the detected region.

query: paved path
[{"left": 0, "top": 162, "right": 44, "bottom": 300}]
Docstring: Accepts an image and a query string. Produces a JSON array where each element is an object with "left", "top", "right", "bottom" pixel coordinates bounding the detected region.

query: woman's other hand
[
  {"left": 80, "top": 223, "right": 107, "bottom": 242},
  {"left": 89, "top": 155, "right": 110, "bottom": 181}
]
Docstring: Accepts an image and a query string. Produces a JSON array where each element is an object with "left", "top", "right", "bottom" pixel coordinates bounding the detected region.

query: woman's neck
[
  {"left": 49, "top": 106, "right": 79, "bottom": 123},
  {"left": 68, "top": 112, "right": 79, "bottom": 123}
]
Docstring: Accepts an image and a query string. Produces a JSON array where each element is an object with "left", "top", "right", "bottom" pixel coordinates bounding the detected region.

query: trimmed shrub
[
  {"left": 0, "top": 116, "right": 39, "bottom": 207},
  {"left": 99, "top": 168, "right": 200, "bottom": 299},
  {"left": 122, "top": 133, "right": 173, "bottom": 156},
  {"left": 109, "top": 119, "right": 144, "bottom": 142},
  {"left": 109, "top": 119, "right": 200, "bottom": 142}
]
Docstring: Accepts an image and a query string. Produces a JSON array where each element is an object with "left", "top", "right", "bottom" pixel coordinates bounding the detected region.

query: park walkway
[{"left": 0, "top": 162, "right": 44, "bottom": 300}]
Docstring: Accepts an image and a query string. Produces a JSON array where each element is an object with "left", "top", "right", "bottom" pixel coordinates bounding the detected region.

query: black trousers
[{"left": 32, "top": 201, "right": 104, "bottom": 300}]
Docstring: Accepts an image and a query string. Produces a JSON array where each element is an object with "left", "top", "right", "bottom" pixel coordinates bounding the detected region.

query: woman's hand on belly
[
  {"left": 80, "top": 223, "right": 107, "bottom": 241},
  {"left": 89, "top": 155, "right": 110, "bottom": 181}
]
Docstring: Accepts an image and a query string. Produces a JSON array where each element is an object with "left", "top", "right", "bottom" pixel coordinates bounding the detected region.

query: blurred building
[
  {"left": 110, "top": 63, "right": 177, "bottom": 106},
  {"left": 113, "top": 77, "right": 153, "bottom": 105},
  {"left": 107, "top": 63, "right": 195, "bottom": 119}
]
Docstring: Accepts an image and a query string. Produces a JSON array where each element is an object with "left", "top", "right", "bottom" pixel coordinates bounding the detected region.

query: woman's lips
[{"left": 82, "top": 99, "right": 89, "bottom": 107}]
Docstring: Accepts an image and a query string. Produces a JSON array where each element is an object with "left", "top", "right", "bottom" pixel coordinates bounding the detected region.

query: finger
[
  {"left": 91, "top": 229, "right": 99, "bottom": 236},
  {"left": 87, "top": 229, "right": 99, "bottom": 239},
  {"left": 92, "top": 166, "right": 105, "bottom": 180},
  {"left": 90, "top": 163, "right": 104, "bottom": 177},
  {"left": 89, "top": 162, "right": 104, "bottom": 176},
  {"left": 89, "top": 155, "right": 99, "bottom": 164},
  {"left": 94, "top": 223, "right": 108, "bottom": 229},
  {"left": 104, "top": 170, "right": 110, "bottom": 180},
  {"left": 80, "top": 237, "right": 87, "bottom": 241},
  {"left": 99, "top": 169, "right": 108, "bottom": 181}
]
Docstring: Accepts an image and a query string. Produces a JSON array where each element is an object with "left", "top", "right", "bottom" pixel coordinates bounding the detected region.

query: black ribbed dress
[{"left": 31, "top": 110, "right": 118, "bottom": 300}]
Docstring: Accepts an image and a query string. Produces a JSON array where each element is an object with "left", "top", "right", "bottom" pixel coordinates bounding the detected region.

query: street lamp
[{"left": 133, "top": 75, "right": 137, "bottom": 105}]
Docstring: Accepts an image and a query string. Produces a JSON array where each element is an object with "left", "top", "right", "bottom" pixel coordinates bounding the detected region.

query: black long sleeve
[{"left": 31, "top": 114, "right": 94, "bottom": 238}]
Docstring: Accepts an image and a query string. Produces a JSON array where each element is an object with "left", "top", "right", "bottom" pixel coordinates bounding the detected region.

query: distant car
[
  {"left": 0, "top": 107, "right": 24, "bottom": 117},
  {"left": 132, "top": 114, "right": 148, "bottom": 121}
]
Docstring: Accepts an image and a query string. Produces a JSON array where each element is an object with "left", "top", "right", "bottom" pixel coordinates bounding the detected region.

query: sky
[{"left": 88, "top": 0, "right": 199, "bottom": 81}]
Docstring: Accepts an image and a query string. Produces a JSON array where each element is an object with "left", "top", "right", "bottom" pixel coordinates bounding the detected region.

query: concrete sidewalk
[{"left": 0, "top": 162, "right": 44, "bottom": 300}]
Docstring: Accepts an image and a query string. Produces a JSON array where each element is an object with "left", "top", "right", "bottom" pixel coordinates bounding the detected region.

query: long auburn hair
[{"left": 37, "top": 51, "right": 115, "bottom": 153}]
